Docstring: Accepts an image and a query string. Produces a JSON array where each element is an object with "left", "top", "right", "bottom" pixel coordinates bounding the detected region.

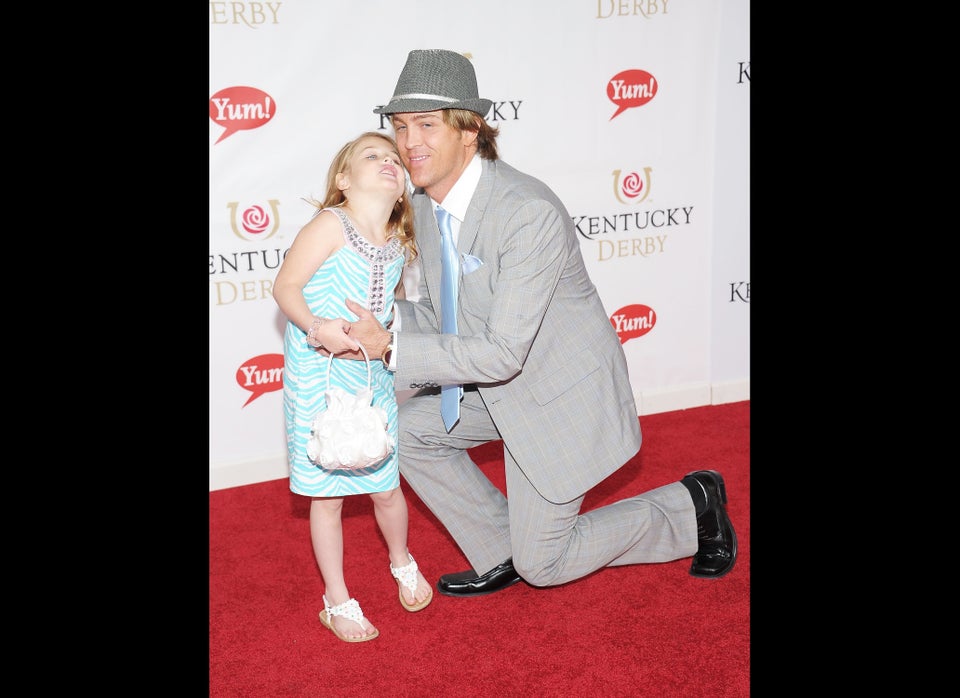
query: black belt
[{"left": 411, "top": 384, "right": 478, "bottom": 395}]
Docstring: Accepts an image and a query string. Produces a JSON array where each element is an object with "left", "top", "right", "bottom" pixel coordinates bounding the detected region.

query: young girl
[{"left": 273, "top": 132, "right": 431, "bottom": 643}]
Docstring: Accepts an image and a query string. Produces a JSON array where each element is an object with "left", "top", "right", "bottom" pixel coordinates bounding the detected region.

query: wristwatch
[{"left": 380, "top": 341, "right": 394, "bottom": 367}]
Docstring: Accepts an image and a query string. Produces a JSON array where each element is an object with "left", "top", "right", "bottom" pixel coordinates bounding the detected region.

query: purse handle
[{"left": 323, "top": 341, "right": 372, "bottom": 393}]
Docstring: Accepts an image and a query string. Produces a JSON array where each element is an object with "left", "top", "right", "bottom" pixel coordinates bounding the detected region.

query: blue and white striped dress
[{"left": 283, "top": 206, "right": 405, "bottom": 496}]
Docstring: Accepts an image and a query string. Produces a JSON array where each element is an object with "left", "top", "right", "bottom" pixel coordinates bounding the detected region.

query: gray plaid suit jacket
[{"left": 393, "top": 158, "right": 642, "bottom": 505}]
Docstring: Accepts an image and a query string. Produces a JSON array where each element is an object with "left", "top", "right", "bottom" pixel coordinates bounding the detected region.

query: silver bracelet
[{"left": 306, "top": 316, "right": 326, "bottom": 348}]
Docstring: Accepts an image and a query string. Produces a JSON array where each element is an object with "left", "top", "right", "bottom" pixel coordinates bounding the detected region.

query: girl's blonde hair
[{"left": 306, "top": 131, "right": 417, "bottom": 262}]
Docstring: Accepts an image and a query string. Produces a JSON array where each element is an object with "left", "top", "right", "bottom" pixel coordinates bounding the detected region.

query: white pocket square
[{"left": 461, "top": 254, "right": 484, "bottom": 274}]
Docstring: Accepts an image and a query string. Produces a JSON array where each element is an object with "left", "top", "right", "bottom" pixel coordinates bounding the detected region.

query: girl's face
[{"left": 339, "top": 136, "right": 405, "bottom": 199}]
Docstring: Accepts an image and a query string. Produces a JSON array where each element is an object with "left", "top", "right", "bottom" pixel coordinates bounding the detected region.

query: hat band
[{"left": 388, "top": 92, "right": 459, "bottom": 104}]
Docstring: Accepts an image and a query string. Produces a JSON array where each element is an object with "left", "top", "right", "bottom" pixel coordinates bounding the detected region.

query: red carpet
[{"left": 210, "top": 401, "right": 749, "bottom": 696}]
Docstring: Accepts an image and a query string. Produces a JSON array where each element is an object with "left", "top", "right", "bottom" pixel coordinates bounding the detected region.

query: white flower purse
[{"left": 306, "top": 342, "right": 395, "bottom": 471}]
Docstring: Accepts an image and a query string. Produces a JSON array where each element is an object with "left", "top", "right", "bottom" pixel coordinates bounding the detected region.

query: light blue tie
[{"left": 436, "top": 206, "right": 461, "bottom": 432}]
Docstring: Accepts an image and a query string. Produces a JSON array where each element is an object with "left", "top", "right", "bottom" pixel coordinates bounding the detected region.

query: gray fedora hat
[{"left": 374, "top": 49, "right": 493, "bottom": 117}]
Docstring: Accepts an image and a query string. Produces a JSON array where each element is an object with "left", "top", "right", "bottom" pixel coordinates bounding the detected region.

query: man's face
[{"left": 390, "top": 110, "right": 474, "bottom": 202}]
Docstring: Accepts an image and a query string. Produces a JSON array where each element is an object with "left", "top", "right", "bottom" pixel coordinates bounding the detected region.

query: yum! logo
[
  {"left": 210, "top": 86, "right": 276, "bottom": 143},
  {"left": 237, "top": 354, "right": 283, "bottom": 407},
  {"left": 607, "top": 69, "right": 657, "bottom": 120},
  {"left": 610, "top": 304, "right": 656, "bottom": 344}
]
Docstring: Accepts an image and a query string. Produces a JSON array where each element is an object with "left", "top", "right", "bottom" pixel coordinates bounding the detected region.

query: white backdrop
[{"left": 209, "top": 0, "right": 750, "bottom": 490}]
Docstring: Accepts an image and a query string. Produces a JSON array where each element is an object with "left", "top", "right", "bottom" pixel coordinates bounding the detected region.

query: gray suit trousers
[{"left": 398, "top": 389, "right": 699, "bottom": 586}]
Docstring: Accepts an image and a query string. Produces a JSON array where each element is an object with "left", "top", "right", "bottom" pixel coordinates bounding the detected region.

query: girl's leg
[
  {"left": 370, "top": 487, "right": 432, "bottom": 606},
  {"left": 311, "top": 497, "right": 376, "bottom": 639}
]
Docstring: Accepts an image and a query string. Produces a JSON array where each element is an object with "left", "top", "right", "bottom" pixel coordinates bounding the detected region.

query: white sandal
[
  {"left": 390, "top": 552, "right": 433, "bottom": 612},
  {"left": 318, "top": 595, "right": 379, "bottom": 643}
]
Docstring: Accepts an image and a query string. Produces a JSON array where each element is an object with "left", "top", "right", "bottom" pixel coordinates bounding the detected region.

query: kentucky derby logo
[
  {"left": 612, "top": 168, "right": 651, "bottom": 205},
  {"left": 227, "top": 200, "right": 280, "bottom": 241}
]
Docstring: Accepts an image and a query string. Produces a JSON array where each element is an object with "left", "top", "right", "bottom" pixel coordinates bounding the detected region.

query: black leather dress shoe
[
  {"left": 437, "top": 559, "right": 522, "bottom": 597},
  {"left": 682, "top": 470, "right": 738, "bottom": 578}
]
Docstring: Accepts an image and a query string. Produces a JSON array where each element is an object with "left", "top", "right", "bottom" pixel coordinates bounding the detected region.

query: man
[{"left": 346, "top": 49, "right": 736, "bottom": 596}]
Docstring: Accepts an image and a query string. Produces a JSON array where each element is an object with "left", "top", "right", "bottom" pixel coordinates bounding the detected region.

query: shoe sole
[
  {"left": 436, "top": 575, "right": 522, "bottom": 597},
  {"left": 689, "top": 526, "right": 738, "bottom": 579},
  {"left": 398, "top": 586, "right": 434, "bottom": 612},
  {"left": 319, "top": 609, "right": 380, "bottom": 642},
  {"left": 688, "top": 470, "right": 738, "bottom": 579}
]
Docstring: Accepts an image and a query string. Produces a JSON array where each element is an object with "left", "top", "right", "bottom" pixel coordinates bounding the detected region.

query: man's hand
[{"left": 343, "top": 298, "right": 392, "bottom": 361}]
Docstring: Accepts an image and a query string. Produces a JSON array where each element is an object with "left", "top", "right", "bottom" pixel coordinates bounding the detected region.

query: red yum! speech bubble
[
  {"left": 610, "top": 304, "right": 656, "bottom": 344},
  {"left": 237, "top": 353, "right": 284, "bottom": 407},
  {"left": 210, "top": 86, "right": 276, "bottom": 144},
  {"left": 607, "top": 70, "right": 657, "bottom": 120}
]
